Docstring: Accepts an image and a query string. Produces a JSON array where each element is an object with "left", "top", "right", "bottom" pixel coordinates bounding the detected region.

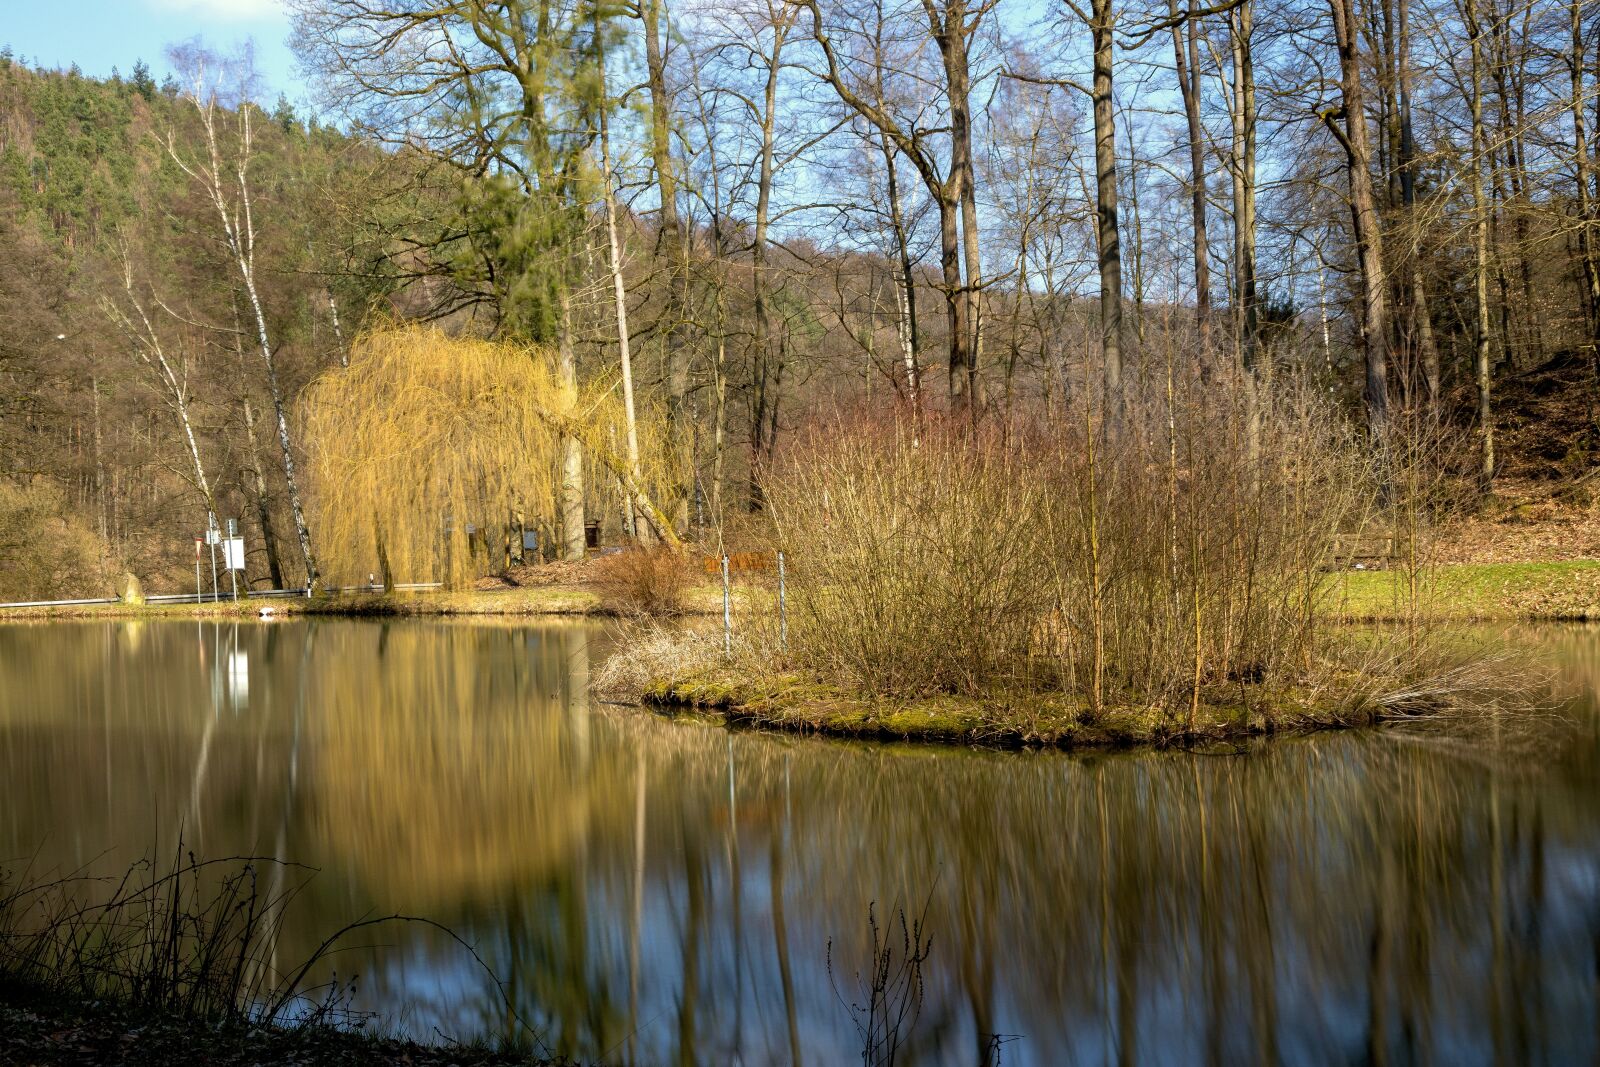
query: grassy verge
[
  {"left": 9, "top": 561, "right": 1600, "bottom": 624},
  {"left": 1332, "top": 560, "right": 1600, "bottom": 621},
  {"left": 0, "top": 582, "right": 735, "bottom": 620}
]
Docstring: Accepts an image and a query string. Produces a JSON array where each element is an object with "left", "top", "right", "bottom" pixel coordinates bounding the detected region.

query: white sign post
[
  {"left": 223, "top": 518, "right": 243, "bottom": 601},
  {"left": 205, "top": 514, "right": 220, "bottom": 602}
]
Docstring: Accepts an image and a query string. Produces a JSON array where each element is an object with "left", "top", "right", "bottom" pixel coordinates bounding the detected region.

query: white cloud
[{"left": 145, "top": 0, "right": 284, "bottom": 20}]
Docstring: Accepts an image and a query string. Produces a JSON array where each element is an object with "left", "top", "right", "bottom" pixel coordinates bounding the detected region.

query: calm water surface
[{"left": 2, "top": 618, "right": 1599, "bottom": 1065}]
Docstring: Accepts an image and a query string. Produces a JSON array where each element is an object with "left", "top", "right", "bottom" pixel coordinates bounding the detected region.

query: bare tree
[
  {"left": 798, "top": 0, "right": 997, "bottom": 418},
  {"left": 1005, "top": 0, "right": 1126, "bottom": 413},
  {"left": 165, "top": 47, "right": 320, "bottom": 584},
  {"left": 101, "top": 250, "right": 216, "bottom": 520},
  {"left": 1168, "top": 0, "right": 1214, "bottom": 351},
  {"left": 635, "top": 0, "right": 692, "bottom": 532},
  {"left": 1462, "top": 0, "right": 1494, "bottom": 483},
  {"left": 595, "top": 10, "right": 654, "bottom": 543},
  {"left": 1322, "top": 0, "right": 1389, "bottom": 436}
]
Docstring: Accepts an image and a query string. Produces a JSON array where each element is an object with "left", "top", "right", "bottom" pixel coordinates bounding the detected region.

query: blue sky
[{"left": 3, "top": 0, "right": 301, "bottom": 101}]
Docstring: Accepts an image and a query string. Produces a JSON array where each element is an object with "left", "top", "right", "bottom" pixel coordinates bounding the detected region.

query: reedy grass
[{"left": 0, "top": 843, "right": 555, "bottom": 1058}]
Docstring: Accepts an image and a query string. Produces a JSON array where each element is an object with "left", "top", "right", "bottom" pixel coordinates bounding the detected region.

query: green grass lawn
[{"left": 1332, "top": 560, "right": 1600, "bottom": 621}]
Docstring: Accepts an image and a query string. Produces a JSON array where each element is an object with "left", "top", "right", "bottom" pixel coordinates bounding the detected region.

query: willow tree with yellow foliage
[{"left": 301, "top": 326, "right": 682, "bottom": 590}]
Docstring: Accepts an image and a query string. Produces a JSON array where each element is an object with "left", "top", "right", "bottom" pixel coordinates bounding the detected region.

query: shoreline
[
  {"left": 7, "top": 560, "right": 1600, "bottom": 623},
  {"left": 636, "top": 673, "right": 1431, "bottom": 752},
  {"left": 0, "top": 558, "right": 1587, "bottom": 757},
  {"left": 0, "top": 583, "right": 732, "bottom": 621}
]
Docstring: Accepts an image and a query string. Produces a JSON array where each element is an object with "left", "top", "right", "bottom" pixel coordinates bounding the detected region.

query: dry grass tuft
[{"left": 595, "top": 624, "right": 726, "bottom": 697}]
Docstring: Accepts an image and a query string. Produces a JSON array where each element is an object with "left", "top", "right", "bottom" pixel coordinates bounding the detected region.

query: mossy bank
[{"left": 636, "top": 667, "right": 1470, "bottom": 751}]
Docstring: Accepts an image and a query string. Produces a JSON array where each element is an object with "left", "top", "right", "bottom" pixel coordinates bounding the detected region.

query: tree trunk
[
  {"left": 597, "top": 17, "right": 650, "bottom": 544},
  {"left": 1092, "top": 0, "right": 1124, "bottom": 411},
  {"left": 882, "top": 132, "right": 924, "bottom": 434},
  {"left": 749, "top": 12, "right": 791, "bottom": 509},
  {"left": 91, "top": 373, "right": 107, "bottom": 545},
  {"left": 640, "top": 0, "right": 689, "bottom": 533},
  {"left": 1468, "top": 0, "right": 1495, "bottom": 485},
  {"left": 936, "top": 195, "right": 972, "bottom": 407},
  {"left": 1572, "top": 0, "right": 1600, "bottom": 369},
  {"left": 1397, "top": 0, "right": 1440, "bottom": 409},
  {"left": 712, "top": 328, "right": 727, "bottom": 536},
  {"left": 241, "top": 392, "right": 285, "bottom": 588},
  {"left": 1491, "top": 9, "right": 1540, "bottom": 362},
  {"left": 557, "top": 290, "right": 587, "bottom": 559},
  {"left": 326, "top": 289, "right": 348, "bottom": 369},
  {"left": 246, "top": 279, "right": 318, "bottom": 586},
  {"left": 1169, "top": 0, "right": 1212, "bottom": 352},
  {"left": 1231, "top": 0, "right": 1258, "bottom": 374},
  {"left": 935, "top": 0, "right": 984, "bottom": 418},
  {"left": 230, "top": 298, "right": 284, "bottom": 587},
  {"left": 1328, "top": 0, "right": 1389, "bottom": 437}
]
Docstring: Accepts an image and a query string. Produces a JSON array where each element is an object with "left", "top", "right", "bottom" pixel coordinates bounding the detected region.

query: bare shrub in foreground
[{"left": 828, "top": 901, "right": 931, "bottom": 1067}]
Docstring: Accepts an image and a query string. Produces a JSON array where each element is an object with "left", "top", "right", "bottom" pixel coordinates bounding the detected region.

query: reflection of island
[{"left": 4, "top": 620, "right": 1600, "bottom": 1064}]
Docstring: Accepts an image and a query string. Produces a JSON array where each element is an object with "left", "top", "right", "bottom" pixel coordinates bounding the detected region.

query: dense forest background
[{"left": 2, "top": 0, "right": 1598, "bottom": 597}]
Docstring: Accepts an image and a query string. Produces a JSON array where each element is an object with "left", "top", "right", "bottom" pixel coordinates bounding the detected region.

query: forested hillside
[
  {"left": 3, "top": 0, "right": 1600, "bottom": 598},
  {"left": 0, "top": 53, "right": 393, "bottom": 595}
]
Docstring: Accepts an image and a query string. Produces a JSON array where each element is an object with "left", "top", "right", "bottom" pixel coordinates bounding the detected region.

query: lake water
[{"left": 2, "top": 618, "right": 1598, "bottom": 1065}]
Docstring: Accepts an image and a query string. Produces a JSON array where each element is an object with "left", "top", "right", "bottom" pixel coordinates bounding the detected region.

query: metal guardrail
[
  {"left": 0, "top": 582, "right": 443, "bottom": 612},
  {"left": 0, "top": 596, "right": 122, "bottom": 609}
]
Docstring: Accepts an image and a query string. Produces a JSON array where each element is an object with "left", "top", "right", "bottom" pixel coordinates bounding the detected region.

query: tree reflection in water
[{"left": 1, "top": 619, "right": 1599, "bottom": 1064}]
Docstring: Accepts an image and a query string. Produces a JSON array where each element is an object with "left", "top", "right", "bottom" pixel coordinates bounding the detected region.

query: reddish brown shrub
[{"left": 593, "top": 545, "right": 692, "bottom": 616}]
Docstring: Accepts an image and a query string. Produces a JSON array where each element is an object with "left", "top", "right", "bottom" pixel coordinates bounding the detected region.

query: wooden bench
[{"left": 1329, "top": 531, "right": 1406, "bottom": 569}]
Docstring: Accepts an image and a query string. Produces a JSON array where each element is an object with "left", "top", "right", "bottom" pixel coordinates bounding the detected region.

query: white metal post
[
  {"left": 777, "top": 551, "right": 787, "bottom": 651},
  {"left": 721, "top": 554, "right": 732, "bottom": 656},
  {"left": 207, "top": 512, "right": 219, "bottom": 603},
  {"left": 226, "top": 518, "right": 239, "bottom": 601}
]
